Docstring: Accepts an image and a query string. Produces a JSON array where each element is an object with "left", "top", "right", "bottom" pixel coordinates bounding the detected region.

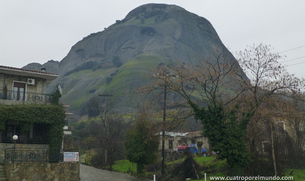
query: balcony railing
[
  {"left": 5, "top": 148, "right": 48, "bottom": 163},
  {"left": 4, "top": 148, "right": 64, "bottom": 163},
  {"left": 4, "top": 148, "right": 79, "bottom": 163},
  {"left": 0, "top": 89, "right": 51, "bottom": 103}
]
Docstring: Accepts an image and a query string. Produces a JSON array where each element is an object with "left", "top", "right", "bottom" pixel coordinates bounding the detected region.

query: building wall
[
  {"left": 0, "top": 74, "right": 4, "bottom": 90},
  {"left": 159, "top": 134, "right": 210, "bottom": 152},
  {"left": 190, "top": 136, "right": 209, "bottom": 150},
  {"left": 0, "top": 73, "right": 48, "bottom": 105},
  {"left": 0, "top": 73, "right": 47, "bottom": 94},
  {"left": 256, "top": 118, "right": 305, "bottom": 154},
  {"left": 159, "top": 136, "right": 186, "bottom": 151}
]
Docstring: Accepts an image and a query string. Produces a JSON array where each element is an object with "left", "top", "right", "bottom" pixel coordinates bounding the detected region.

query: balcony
[{"left": 0, "top": 89, "right": 51, "bottom": 104}]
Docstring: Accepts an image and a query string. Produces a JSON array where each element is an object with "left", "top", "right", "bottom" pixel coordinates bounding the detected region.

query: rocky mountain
[{"left": 23, "top": 3, "right": 244, "bottom": 117}]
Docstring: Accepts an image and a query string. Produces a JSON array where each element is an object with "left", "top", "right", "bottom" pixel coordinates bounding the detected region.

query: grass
[
  {"left": 166, "top": 156, "right": 187, "bottom": 165},
  {"left": 284, "top": 168, "right": 305, "bottom": 181},
  {"left": 189, "top": 157, "right": 304, "bottom": 181},
  {"left": 107, "top": 156, "right": 224, "bottom": 180},
  {"left": 194, "top": 155, "right": 216, "bottom": 164},
  {"left": 194, "top": 174, "right": 298, "bottom": 181},
  {"left": 111, "top": 160, "right": 137, "bottom": 173},
  {"left": 100, "top": 155, "right": 305, "bottom": 181},
  {"left": 101, "top": 54, "right": 174, "bottom": 110}
]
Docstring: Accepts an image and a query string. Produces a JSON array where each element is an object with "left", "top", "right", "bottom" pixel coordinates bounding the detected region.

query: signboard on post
[{"left": 64, "top": 152, "right": 79, "bottom": 162}]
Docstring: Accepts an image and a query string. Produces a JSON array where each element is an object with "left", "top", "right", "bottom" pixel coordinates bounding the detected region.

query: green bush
[{"left": 0, "top": 104, "right": 65, "bottom": 163}]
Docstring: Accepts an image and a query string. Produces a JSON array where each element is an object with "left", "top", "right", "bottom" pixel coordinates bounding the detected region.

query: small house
[
  {"left": 0, "top": 65, "right": 79, "bottom": 180},
  {"left": 158, "top": 131, "right": 209, "bottom": 152}
]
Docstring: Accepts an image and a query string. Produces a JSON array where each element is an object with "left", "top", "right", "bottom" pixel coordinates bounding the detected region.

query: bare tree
[
  {"left": 236, "top": 44, "right": 305, "bottom": 175},
  {"left": 93, "top": 114, "right": 128, "bottom": 169},
  {"left": 149, "top": 44, "right": 304, "bottom": 175},
  {"left": 76, "top": 96, "right": 129, "bottom": 169},
  {"left": 236, "top": 43, "right": 303, "bottom": 112}
]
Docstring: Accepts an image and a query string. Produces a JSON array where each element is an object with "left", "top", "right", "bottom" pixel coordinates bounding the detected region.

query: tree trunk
[
  {"left": 137, "top": 163, "right": 144, "bottom": 174},
  {"left": 197, "top": 141, "right": 203, "bottom": 156}
]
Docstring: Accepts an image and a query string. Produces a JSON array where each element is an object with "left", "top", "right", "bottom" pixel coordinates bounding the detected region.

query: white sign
[
  {"left": 64, "top": 130, "right": 72, "bottom": 135},
  {"left": 64, "top": 152, "right": 79, "bottom": 162}
]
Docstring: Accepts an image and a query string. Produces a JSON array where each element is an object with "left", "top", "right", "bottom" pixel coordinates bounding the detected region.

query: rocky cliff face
[
  {"left": 23, "top": 3, "right": 242, "bottom": 116},
  {"left": 25, "top": 60, "right": 60, "bottom": 74}
]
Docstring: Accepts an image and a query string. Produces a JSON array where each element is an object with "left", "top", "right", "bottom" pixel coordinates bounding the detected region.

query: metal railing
[
  {"left": 0, "top": 89, "right": 51, "bottom": 103},
  {"left": 4, "top": 148, "right": 64, "bottom": 163}
]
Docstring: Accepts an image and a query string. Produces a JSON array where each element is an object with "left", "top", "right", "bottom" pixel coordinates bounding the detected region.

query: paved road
[{"left": 80, "top": 164, "right": 152, "bottom": 181}]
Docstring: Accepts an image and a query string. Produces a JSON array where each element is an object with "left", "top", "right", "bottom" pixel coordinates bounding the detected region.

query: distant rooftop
[{"left": 156, "top": 131, "right": 203, "bottom": 138}]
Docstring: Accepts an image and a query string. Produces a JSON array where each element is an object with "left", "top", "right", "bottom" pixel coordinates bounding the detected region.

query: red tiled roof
[
  {"left": 0, "top": 65, "right": 58, "bottom": 76},
  {"left": 187, "top": 131, "right": 202, "bottom": 137}
]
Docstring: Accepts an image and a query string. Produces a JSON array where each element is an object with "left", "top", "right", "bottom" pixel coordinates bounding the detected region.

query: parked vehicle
[
  {"left": 178, "top": 144, "right": 208, "bottom": 155},
  {"left": 177, "top": 144, "right": 190, "bottom": 153},
  {"left": 190, "top": 144, "right": 207, "bottom": 155}
]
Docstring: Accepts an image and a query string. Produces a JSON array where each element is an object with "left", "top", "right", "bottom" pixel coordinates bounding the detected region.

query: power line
[
  {"left": 281, "top": 56, "right": 305, "bottom": 63},
  {"left": 286, "top": 61, "right": 305, "bottom": 67},
  {"left": 279, "top": 45, "right": 305, "bottom": 53}
]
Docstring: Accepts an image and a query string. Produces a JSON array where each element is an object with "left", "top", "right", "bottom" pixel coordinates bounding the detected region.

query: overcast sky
[{"left": 1, "top": 0, "right": 304, "bottom": 78}]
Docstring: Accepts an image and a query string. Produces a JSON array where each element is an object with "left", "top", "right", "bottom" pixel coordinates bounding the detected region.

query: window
[
  {"left": 169, "top": 140, "right": 173, "bottom": 149},
  {"left": 3, "top": 121, "right": 21, "bottom": 143},
  {"left": 12, "top": 82, "right": 25, "bottom": 101},
  {"left": 6, "top": 125, "right": 20, "bottom": 138},
  {"left": 33, "top": 123, "right": 49, "bottom": 144},
  {"left": 262, "top": 141, "right": 270, "bottom": 154}
]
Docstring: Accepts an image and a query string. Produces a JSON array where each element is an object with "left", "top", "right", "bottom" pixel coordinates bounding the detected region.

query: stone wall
[{"left": 5, "top": 162, "right": 80, "bottom": 181}]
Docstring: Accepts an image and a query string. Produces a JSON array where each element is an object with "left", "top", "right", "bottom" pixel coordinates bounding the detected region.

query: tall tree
[
  {"left": 237, "top": 44, "right": 304, "bottom": 174},
  {"left": 94, "top": 114, "right": 128, "bottom": 169},
  {"left": 50, "top": 85, "right": 62, "bottom": 105},
  {"left": 124, "top": 112, "right": 159, "bottom": 174}
]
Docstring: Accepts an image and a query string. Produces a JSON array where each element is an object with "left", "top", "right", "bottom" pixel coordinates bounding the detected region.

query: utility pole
[
  {"left": 154, "top": 71, "right": 177, "bottom": 176},
  {"left": 98, "top": 94, "right": 113, "bottom": 166},
  {"left": 162, "top": 83, "right": 167, "bottom": 175},
  {"left": 98, "top": 94, "right": 113, "bottom": 125},
  {"left": 153, "top": 69, "right": 178, "bottom": 176}
]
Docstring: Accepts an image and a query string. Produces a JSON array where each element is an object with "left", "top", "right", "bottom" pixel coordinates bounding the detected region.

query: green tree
[
  {"left": 50, "top": 85, "right": 61, "bottom": 105},
  {"left": 124, "top": 113, "right": 159, "bottom": 174},
  {"left": 191, "top": 103, "right": 252, "bottom": 175}
]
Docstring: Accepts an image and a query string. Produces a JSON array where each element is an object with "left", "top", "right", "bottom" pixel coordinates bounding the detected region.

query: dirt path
[{"left": 80, "top": 164, "right": 152, "bottom": 181}]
